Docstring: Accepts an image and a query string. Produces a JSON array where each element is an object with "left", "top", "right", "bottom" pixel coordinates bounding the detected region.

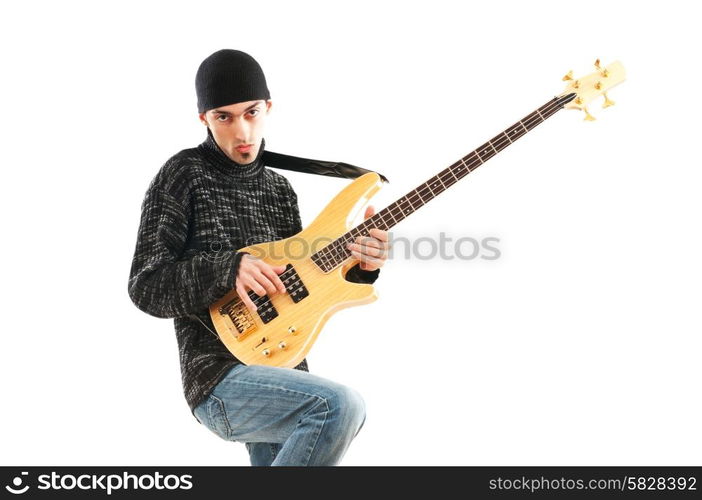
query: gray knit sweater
[{"left": 128, "top": 130, "right": 380, "bottom": 419}]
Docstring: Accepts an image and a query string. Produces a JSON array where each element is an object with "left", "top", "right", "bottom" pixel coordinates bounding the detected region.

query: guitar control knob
[
  {"left": 278, "top": 341, "right": 287, "bottom": 349},
  {"left": 288, "top": 326, "right": 297, "bottom": 335},
  {"left": 262, "top": 349, "right": 271, "bottom": 357}
]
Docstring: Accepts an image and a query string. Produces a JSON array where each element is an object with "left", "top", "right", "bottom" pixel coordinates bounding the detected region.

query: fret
[
  {"left": 385, "top": 205, "right": 399, "bottom": 225},
  {"left": 491, "top": 134, "right": 509, "bottom": 152},
  {"left": 318, "top": 251, "right": 331, "bottom": 271},
  {"left": 539, "top": 98, "right": 560, "bottom": 118},
  {"left": 427, "top": 177, "right": 446, "bottom": 197},
  {"left": 453, "top": 158, "right": 470, "bottom": 178},
  {"left": 319, "top": 247, "right": 329, "bottom": 263},
  {"left": 324, "top": 245, "right": 337, "bottom": 269},
  {"left": 420, "top": 183, "right": 433, "bottom": 202},
  {"left": 326, "top": 245, "right": 339, "bottom": 261},
  {"left": 414, "top": 192, "right": 424, "bottom": 209},
  {"left": 403, "top": 192, "right": 415, "bottom": 209},
  {"left": 449, "top": 165, "right": 460, "bottom": 181},
  {"left": 523, "top": 112, "right": 540, "bottom": 130},
  {"left": 411, "top": 188, "right": 426, "bottom": 207},
  {"left": 453, "top": 161, "right": 465, "bottom": 178},
  {"left": 472, "top": 150, "right": 484, "bottom": 165},
  {"left": 396, "top": 199, "right": 410, "bottom": 216},
  {"left": 388, "top": 203, "right": 401, "bottom": 222},
  {"left": 310, "top": 94, "right": 574, "bottom": 271},
  {"left": 341, "top": 238, "right": 353, "bottom": 256},
  {"left": 398, "top": 197, "right": 413, "bottom": 217},
  {"left": 439, "top": 168, "right": 457, "bottom": 189},
  {"left": 372, "top": 215, "right": 386, "bottom": 232},
  {"left": 545, "top": 104, "right": 560, "bottom": 118},
  {"left": 391, "top": 200, "right": 410, "bottom": 223},
  {"left": 477, "top": 144, "right": 494, "bottom": 163},
  {"left": 506, "top": 123, "right": 525, "bottom": 141},
  {"left": 482, "top": 143, "right": 496, "bottom": 159},
  {"left": 439, "top": 174, "right": 449, "bottom": 189},
  {"left": 417, "top": 188, "right": 430, "bottom": 207},
  {"left": 375, "top": 217, "right": 389, "bottom": 231}
]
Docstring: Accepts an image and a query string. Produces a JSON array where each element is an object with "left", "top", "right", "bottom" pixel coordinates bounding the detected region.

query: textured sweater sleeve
[
  {"left": 128, "top": 185, "right": 246, "bottom": 319},
  {"left": 285, "top": 179, "right": 381, "bottom": 285}
]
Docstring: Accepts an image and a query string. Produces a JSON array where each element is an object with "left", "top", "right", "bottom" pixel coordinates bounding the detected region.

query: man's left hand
[{"left": 346, "top": 205, "right": 389, "bottom": 272}]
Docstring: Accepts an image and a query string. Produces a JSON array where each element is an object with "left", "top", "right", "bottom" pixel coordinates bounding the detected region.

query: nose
[{"left": 233, "top": 116, "right": 251, "bottom": 143}]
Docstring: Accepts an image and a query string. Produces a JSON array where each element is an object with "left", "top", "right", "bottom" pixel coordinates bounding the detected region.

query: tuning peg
[
  {"left": 602, "top": 91, "right": 615, "bottom": 108},
  {"left": 573, "top": 97, "right": 596, "bottom": 121},
  {"left": 594, "top": 58, "right": 610, "bottom": 77},
  {"left": 562, "top": 70, "right": 574, "bottom": 81}
]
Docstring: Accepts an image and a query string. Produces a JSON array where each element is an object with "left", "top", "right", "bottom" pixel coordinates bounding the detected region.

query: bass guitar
[{"left": 208, "top": 59, "right": 626, "bottom": 367}]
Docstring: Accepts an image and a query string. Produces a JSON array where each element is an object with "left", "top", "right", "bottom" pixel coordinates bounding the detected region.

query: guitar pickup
[
  {"left": 283, "top": 263, "right": 309, "bottom": 303},
  {"left": 247, "top": 290, "right": 279, "bottom": 324}
]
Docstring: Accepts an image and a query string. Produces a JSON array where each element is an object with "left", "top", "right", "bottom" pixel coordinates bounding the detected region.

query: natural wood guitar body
[{"left": 209, "top": 171, "right": 384, "bottom": 367}]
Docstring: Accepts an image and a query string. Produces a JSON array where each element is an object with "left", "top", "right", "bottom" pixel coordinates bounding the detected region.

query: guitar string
[
  {"left": 237, "top": 95, "right": 568, "bottom": 310},
  {"left": 308, "top": 96, "right": 568, "bottom": 274}
]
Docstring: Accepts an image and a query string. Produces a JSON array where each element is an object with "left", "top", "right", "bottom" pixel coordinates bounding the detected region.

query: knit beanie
[{"left": 195, "top": 49, "right": 271, "bottom": 113}]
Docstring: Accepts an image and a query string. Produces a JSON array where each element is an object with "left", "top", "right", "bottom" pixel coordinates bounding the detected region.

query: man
[{"left": 127, "top": 49, "right": 389, "bottom": 466}]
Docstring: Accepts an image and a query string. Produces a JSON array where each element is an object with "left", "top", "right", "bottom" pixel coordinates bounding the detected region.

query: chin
[{"left": 234, "top": 152, "right": 255, "bottom": 163}]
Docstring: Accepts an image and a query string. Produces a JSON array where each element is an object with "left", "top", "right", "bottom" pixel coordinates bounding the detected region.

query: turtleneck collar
[{"left": 198, "top": 128, "right": 266, "bottom": 180}]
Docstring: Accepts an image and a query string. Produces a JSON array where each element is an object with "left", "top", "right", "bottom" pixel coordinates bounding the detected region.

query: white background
[{"left": 1, "top": 0, "right": 700, "bottom": 466}]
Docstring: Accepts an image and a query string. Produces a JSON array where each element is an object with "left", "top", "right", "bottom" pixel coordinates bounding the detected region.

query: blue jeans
[{"left": 193, "top": 363, "right": 366, "bottom": 466}]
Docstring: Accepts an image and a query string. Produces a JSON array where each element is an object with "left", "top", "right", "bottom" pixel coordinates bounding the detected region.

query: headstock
[{"left": 559, "top": 59, "right": 625, "bottom": 120}]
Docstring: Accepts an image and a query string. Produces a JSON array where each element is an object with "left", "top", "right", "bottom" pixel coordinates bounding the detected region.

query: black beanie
[{"left": 195, "top": 49, "right": 271, "bottom": 113}]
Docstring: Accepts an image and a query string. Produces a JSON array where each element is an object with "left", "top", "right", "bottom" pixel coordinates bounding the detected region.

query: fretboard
[{"left": 312, "top": 93, "right": 577, "bottom": 273}]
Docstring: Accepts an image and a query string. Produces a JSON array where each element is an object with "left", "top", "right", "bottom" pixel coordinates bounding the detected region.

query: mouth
[{"left": 235, "top": 144, "right": 253, "bottom": 153}]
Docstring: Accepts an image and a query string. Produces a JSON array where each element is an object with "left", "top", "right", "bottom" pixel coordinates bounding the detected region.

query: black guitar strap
[{"left": 262, "top": 150, "right": 389, "bottom": 184}]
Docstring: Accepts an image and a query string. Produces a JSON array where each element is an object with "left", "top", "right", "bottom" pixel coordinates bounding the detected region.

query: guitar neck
[{"left": 312, "top": 93, "right": 577, "bottom": 272}]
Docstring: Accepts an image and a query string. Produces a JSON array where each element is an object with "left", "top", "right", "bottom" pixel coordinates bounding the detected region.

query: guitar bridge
[
  {"left": 217, "top": 263, "right": 309, "bottom": 338},
  {"left": 218, "top": 299, "right": 256, "bottom": 338}
]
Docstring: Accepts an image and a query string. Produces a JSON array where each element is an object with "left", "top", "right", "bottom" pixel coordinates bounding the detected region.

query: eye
[
  {"left": 249, "top": 109, "right": 259, "bottom": 116},
  {"left": 216, "top": 114, "right": 229, "bottom": 122}
]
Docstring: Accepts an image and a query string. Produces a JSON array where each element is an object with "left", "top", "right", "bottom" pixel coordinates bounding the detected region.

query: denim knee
[{"left": 330, "top": 385, "right": 366, "bottom": 437}]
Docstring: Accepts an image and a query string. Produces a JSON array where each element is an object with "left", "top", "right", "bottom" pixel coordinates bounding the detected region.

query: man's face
[{"left": 199, "top": 99, "right": 272, "bottom": 164}]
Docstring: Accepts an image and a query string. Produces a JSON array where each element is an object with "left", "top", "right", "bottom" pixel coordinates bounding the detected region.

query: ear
[
  {"left": 198, "top": 111, "right": 208, "bottom": 126},
  {"left": 265, "top": 99, "right": 272, "bottom": 113}
]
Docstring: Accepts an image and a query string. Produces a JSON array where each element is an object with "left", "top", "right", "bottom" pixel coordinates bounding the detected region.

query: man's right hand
[{"left": 235, "top": 254, "right": 287, "bottom": 314}]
